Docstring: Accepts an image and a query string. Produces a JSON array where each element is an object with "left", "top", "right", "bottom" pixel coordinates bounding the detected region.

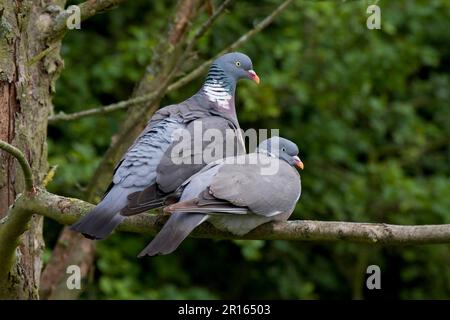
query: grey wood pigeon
[
  {"left": 138, "top": 137, "right": 303, "bottom": 257},
  {"left": 70, "top": 52, "right": 260, "bottom": 240}
]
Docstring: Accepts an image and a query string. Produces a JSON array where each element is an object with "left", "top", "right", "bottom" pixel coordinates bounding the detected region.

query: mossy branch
[
  {"left": 0, "top": 195, "right": 33, "bottom": 293},
  {"left": 0, "top": 140, "right": 34, "bottom": 192},
  {"left": 19, "top": 189, "right": 450, "bottom": 246},
  {"left": 0, "top": 141, "right": 36, "bottom": 292},
  {"left": 1, "top": 184, "right": 450, "bottom": 288}
]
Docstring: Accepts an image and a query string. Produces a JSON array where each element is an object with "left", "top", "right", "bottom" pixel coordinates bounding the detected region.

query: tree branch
[
  {"left": 0, "top": 196, "right": 33, "bottom": 295},
  {"left": 48, "top": 0, "right": 292, "bottom": 124},
  {"left": 0, "top": 140, "right": 34, "bottom": 192},
  {"left": 0, "top": 141, "right": 36, "bottom": 291},
  {"left": 17, "top": 189, "right": 450, "bottom": 246},
  {"left": 188, "top": 0, "right": 234, "bottom": 48},
  {"left": 48, "top": 93, "right": 157, "bottom": 123},
  {"left": 48, "top": 0, "right": 234, "bottom": 124},
  {"left": 170, "top": 0, "right": 293, "bottom": 89},
  {"left": 83, "top": 3, "right": 198, "bottom": 201},
  {"left": 41, "top": 1, "right": 203, "bottom": 300},
  {"left": 51, "top": 0, "right": 129, "bottom": 37}
]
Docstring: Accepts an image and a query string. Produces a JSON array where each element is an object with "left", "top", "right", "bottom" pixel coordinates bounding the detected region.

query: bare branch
[
  {"left": 51, "top": 0, "right": 129, "bottom": 37},
  {"left": 0, "top": 140, "right": 34, "bottom": 192},
  {"left": 77, "top": 0, "right": 129, "bottom": 23},
  {"left": 0, "top": 195, "right": 32, "bottom": 293},
  {"left": 84, "top": 0, "right": 201, "bottom": 200},
  {"left": 48, "top": 0, "right": 234, "bottom": 124},
  {"left": 48, "top": 91, "right": 158, "bottom": 124},
  {"left": 19, "top": 189, "right": 450, "bottom": 246},
  {"left": 42, "top": 165, "right": 58, "bottom": 188},
  {"left": 0, "top": 143, "right": 36, "bottom": 288},
  {"left": 188, "top": 0, "right": 234, "bottom": 48},
  {"left": 171, "top": 0, "right": 293, "bottom": 88},
  {"left": 42, "top": 2, "right": 209, "bottom": 298},
  {"left": 27, "top": 44, "right": 59, "bottom": 67},
  {"left": 48, "top": 0, "right": 293, "bottom": 124}
]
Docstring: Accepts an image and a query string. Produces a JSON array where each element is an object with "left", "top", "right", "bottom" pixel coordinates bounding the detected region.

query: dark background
[{"left": 46, "top": 0, "right": 450, "bottom": 299}]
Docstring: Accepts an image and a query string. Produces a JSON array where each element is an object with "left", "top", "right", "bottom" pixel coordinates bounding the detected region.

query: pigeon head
[
  {"left": 212, "top": 52, "right": 260, "bottom": 84},
  {"left": 202, "top": 52, "right": 259, "bottom": 110},
  {"left": 257, "top": 137, "right": 304, "bottom": 170}
]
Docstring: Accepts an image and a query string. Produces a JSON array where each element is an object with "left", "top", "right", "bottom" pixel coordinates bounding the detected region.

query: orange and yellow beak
[
  {"left": 248, "top": 70, "right": 260, "bottom": 84},
  {"left": 293, "top": 156, "right": 304, "bottom": 170}
]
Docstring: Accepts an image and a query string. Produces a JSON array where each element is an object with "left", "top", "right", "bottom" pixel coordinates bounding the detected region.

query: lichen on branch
[{"left": 18, "top": 189, "right": 450, "bottom": 246}]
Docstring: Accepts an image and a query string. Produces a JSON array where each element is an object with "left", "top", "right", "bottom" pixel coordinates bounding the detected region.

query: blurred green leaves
[{"left": 47, "top": 0, "right": 450, "bottom": 299}]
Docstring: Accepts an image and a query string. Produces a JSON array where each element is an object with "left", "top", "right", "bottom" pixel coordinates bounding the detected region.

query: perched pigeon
[
  {"left": 138, "top": 137, "right": 303, "bottom": 257},
  {"left": 71, "top": 52, "right": 260, "bottom": 240}
]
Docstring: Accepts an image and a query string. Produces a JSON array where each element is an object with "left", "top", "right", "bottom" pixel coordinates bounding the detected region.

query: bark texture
[
  {"left": 86, "top": 0, "right": 201, "bottom": 200},
  {"left": 41, "top": 0, "right": 201, "bottom": 300},
  {"left": 14, "top": 189, "right": 450, "bottom": 246},
  {"left": 0, "top": 0, "right": 65, "bottom": 299}
]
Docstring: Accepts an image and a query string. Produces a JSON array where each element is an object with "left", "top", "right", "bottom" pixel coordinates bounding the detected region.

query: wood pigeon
[
  {"left": 138, "top": 137, "right": 303, "bottom": 257},
  {"left": 70, "top": 52, "right": 260, "bottom": 240}
]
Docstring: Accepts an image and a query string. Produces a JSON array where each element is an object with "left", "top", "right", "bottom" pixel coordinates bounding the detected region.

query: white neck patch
[{"left": 203, "top": 79, "right": 232, "bottom": 109}]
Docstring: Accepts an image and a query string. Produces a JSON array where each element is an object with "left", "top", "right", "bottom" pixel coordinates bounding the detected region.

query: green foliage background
[{"left": 46, "top": 0, "right": 450, "bottom": 299}]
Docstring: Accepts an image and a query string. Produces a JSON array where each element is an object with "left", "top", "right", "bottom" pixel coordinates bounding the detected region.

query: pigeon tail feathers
[
  {"left": 70, "top": 185, "right": 132, "bottom": 240},
  {"left": 138, "top": 213, "right": 207, "bottom": 257}
]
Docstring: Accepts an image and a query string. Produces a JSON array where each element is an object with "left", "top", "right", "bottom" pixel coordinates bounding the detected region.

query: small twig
[
  {"left": 0, "top": 140, "right": 34, "bottom": 192},
  {"left": 83, "top": 0, "right": 201, "bottom": 199},
  {"left": 125, "top": 0, "right": 234, "bottom": 114},
  {"left": 42, "top": 165, "right": 58, "bottom": 188},
  {"left": 48, "top": 0, "right": 293, "bottom": 124},
  {"left": 170, "top": 0, "right": 293, "bottom": 88},
  {"left": 26, "top": 44, "right": 59, "bottom": 67},
  {"left": 48, "top": 0, "right": 234, "bottom": 124},
  {"left": 188, "top": 0, "right": 234, "bottom": 47},
  {"left": 21, "top": 189, "right": 450, "bottom": 245},
  {"left": 48, "top": 92, "right": 158, "bottom": 123},
  {"left": 152, "top": 0, "right": 235, "bottom": 106},
  {"left": 51, "top": 0, "right": 129, "bottom": 37},
  {"left": 0, "top": 193, "right": 33, "bottom": 289}
]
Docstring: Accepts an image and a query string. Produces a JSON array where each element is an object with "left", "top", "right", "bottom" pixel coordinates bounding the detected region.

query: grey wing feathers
[
  {"left": 210, "top": 155, "right": 301, "bottom": 216},
  {"left": 120, "top": 184, "right": 170, "bottom": 216},
  {"left": 120, "top": 116, "right": 242, "bottom": 216},
  {"left": 70, "top": 108, "right": 185, "bottom": 239},
  {"left": 164, "top": 188, "right": 249, "bottom": 215},
  {"left": 156, "top": 116, "right": 244, "bottom": 193},
  {"left": 165, "top": 154, "right": 301, "bottom": 217},
  {"left": 163, "top": 162, "right": 249, "bottom": 215},
  {"left": 113, "top": 117, "right": 183, "bottom": 188}
]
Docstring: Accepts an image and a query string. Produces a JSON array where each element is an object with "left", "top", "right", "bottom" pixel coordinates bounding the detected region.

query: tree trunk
[
  {"left": 0, "top": 0, "right": 64, "bottom": 299},
  {"left": 40, "top": 0, "right": 200, "bottom": 300}
]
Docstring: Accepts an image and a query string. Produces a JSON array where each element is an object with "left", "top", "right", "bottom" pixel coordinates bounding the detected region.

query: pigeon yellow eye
[{"left": 235, "top": 61, "right": 241, "bottom": 67}]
